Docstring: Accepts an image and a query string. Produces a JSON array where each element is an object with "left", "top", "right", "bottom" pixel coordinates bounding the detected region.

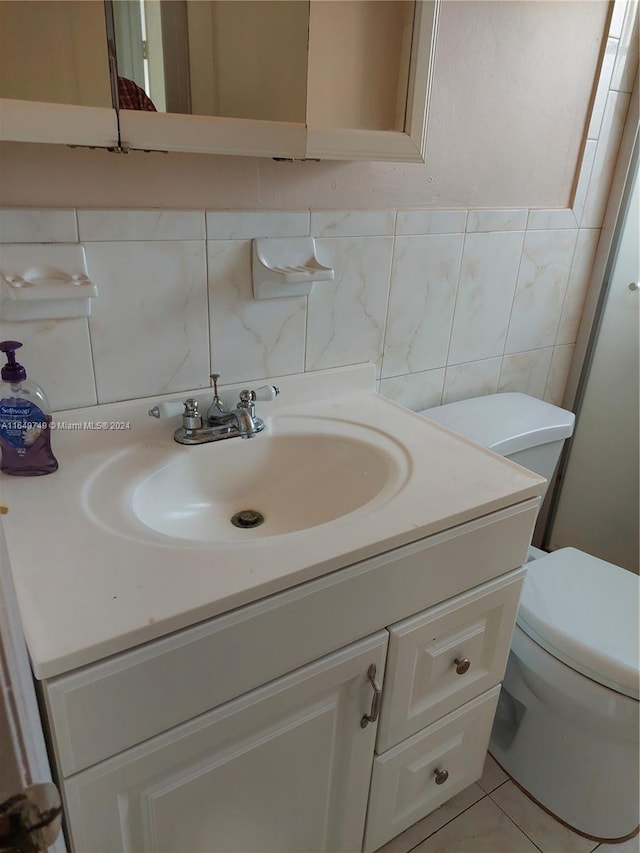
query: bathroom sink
[{"left": 84, "top": 416, "right": 410, "bottom": 543}]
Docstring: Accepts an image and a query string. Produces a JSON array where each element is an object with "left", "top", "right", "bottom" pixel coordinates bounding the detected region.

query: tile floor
[{"left": 378, "top": 754, "right": 640, "bottom": 853}]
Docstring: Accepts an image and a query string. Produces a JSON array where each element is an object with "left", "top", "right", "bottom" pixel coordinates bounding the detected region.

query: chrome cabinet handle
[
  {"left": 454, "top": 657, "right": 471, "bottom": 675},
  {"left": 434, "top": 768, "right": 449, "bottom": 785},
  {"left": 629, "top": 282, "right": 639, "bottom": 291},
  {"left": 360, "top": 664, "right": 382, "bottom": 728}
]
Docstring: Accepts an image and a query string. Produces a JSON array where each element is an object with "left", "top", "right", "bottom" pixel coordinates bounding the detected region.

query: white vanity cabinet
[{"left": 41, "top": 499, "right": 535, "bottom": 853}]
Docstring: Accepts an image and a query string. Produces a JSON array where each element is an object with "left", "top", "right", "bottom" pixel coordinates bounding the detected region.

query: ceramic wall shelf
[
  {"left": 0, "top": 243, "right": 97, "bottom": 321},
  {"left": 251, "top": 237, "right": 334, "bottom": 300}
]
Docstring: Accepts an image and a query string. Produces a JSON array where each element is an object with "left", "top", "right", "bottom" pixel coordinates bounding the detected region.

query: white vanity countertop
[{"left": 1, "top": 365, "right": 545, "bottom": 679}]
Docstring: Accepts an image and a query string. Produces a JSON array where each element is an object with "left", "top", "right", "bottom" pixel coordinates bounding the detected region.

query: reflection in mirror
[
  {"left": 112, "top": 0, "right": 309, "bottom": 121},
  {"left": 307, "top": 1, "right": 414, "bottom": 132},
  {"left": 0, "top": 1, "right": 112, "bottom": 107}
]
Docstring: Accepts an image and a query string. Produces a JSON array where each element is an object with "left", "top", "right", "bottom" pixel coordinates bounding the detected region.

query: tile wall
[
  {"left": 0, "top": 205, "right": 603, "bottom": 413},
  {"left": 0, "top": 0, "right": 636, "bottom": 415}
]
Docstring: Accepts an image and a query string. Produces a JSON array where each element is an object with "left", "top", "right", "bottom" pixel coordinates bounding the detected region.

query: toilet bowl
[{"left": 419, "top": 393, "right": 640, "bottom": 840}]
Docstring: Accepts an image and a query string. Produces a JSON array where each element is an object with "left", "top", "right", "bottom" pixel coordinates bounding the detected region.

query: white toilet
[{"left": 420, "top": 392, "right": 639, "bottom": 842}]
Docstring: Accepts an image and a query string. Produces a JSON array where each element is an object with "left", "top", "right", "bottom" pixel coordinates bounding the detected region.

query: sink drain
[{"left": 231, "top": 509, "right": 265, "bottom": 529}]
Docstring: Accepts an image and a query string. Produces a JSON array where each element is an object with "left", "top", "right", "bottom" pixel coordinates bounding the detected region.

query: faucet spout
[{"left": 235, "top": 407, "right": 260, "bottom": 438}]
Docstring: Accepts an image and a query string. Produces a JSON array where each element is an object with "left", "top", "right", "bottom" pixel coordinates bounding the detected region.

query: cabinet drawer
[
  {"left": 364, "top": 685, "right": 500, "bottom": 853},
  {"left": 376, "top": 570, "right": 524, "bottom": 752}
]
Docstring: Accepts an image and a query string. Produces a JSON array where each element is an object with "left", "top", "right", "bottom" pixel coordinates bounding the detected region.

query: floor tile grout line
[
  {"left": 401, "top": 792, "right": 490, "bottom": 853},
  {"left": 486, "top": 794, "right": 548, "bottom": 853},
  {"left": 479, "top": 777, "right": 510, "bottom": 796}
]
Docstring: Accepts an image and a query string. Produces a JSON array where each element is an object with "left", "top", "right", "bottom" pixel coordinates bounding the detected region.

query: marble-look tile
[
  {"left": 505, "top": 229, "right": 578, "bottom": 354},
  {"left": 0, "top": 209, "right": 77, "bottom": 243},
  {"left": 498, "top": 349, "right": 554, "bottom": 399},
  {"left": 572, "top": 139, "right": 598, "bottom": 227},
  {"left": 206, "top": 211, "right": 309, "bottom": 240},
  {"left": 581, "top": 91, "right": 632, "bottom": 228},
  {"left": 208, "top": 240, "right": 306, "bottom": 383},
  {"left": 77, "top": 210, "right": 205, "bottom": 242},
  {"left": 491, "top": 782, "right": 599, "bottom": 853},
  {"left": 86, "top": 241, "right": 209, "bottom": 403},
  {"left": 544, "top": 345, "right": 575, "bottom": 406},
  {"left": 556, "top": 229, "right": 601, "bottom": 345},
  {"left": 305, "top": 237, "right": 393, "bottom": 375},
  {"left": 587, "top": 37, "right": 619, "bottom": 139},
  {"left": 376, "top": 784, "right": 485, "bottom": 853},
  {"left": 310, "top": 210, "right": 394, "bottom": 237},
  {"left": 0, "top": 318, "right": 96, "bottom": 411},
  {"left": 610, "top": 1, "right": 639, "bottom": 93},
  {"left": 381, "top": 234, "right": 464, "bottom": 377},
  {"left": 443, "top": 358, "right": 502, "bottom": 404},
  {"left": 466, "top": 210, "right": 528, "bottom": 233},
  {"left": 477, "top": 753, "right": 509, "bottom": 794},
  {"left": 395, "top": 210, "right": 467, "bottom": 236},
  {"left": 412, "top": 795, "right": 539, "bottom": 853},
  {"left": 378, "top": 369, "right": 445, "bottom": 413},
  {"left": 448, "top": 231, "right": 525, "bottom": 364},
  {"left": 526, "top": 209, "right": 578, "bottom": 231}
]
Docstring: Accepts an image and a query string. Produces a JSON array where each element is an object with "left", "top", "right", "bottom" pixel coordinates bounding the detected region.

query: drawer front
[
  {"left": 45, "top": 501, "right": 536, "bottom": 776},
  {"left": 364, "top": 686, "right": 500, "bottom": 853},
  {"left": 376, "top": 570, "right": 524, "bottom": 752}
]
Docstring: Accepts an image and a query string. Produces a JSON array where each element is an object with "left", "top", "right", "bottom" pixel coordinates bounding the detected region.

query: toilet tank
[{"left": 420, "top": 393, "right": 575, "bottom": 500}]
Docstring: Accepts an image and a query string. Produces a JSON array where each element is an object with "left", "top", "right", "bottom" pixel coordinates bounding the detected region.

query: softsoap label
[{"left": 0, "top": 397, "right": 49, "bottom": 453}]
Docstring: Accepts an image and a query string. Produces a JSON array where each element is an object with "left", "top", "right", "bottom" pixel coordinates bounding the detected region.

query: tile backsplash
[{"left": 0, "top": 207, "right": 601, "bottom": 414}]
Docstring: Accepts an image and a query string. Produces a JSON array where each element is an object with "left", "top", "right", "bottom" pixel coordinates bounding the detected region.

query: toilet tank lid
[
  {"left": 519, "top": 548, "right": 639, "bottom": 699},
  {"left": 419, "top": 393, "right": 575, "bottom": 456}
]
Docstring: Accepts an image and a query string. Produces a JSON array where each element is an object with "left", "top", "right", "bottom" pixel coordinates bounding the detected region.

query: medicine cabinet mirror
[{"left": 0, "top": 0, "right": 439, "bottom": 162}]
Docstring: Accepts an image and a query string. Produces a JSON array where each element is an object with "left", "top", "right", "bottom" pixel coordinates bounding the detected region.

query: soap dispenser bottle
[{"left": 0, "top": 341, "right": 58, "bottom": 475}]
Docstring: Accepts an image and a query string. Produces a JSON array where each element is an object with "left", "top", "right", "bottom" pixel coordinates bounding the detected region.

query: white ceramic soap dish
[
  {"left": 252, "top": 237, "right": 334, "bottom": 299},
  {"left": 0, "top": 243, "right": 97, "bottom": 321}
]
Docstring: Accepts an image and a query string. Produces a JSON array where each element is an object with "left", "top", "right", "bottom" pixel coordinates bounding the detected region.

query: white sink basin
[{"left": 84, "top": 416, "right": 410, "bottom": 543}]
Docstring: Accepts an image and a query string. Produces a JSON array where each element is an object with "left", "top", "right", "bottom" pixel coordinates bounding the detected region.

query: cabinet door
[
  {"left": 63, "top": 632, "right": 387, "bottom": 853},
  {"left": 118, "top": 1, "right": 440, "bottom": 161}
]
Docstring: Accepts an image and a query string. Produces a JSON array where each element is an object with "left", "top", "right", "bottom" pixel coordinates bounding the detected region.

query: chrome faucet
[{"left": 172, "top": 377, "right": 279, "bottom": 445}]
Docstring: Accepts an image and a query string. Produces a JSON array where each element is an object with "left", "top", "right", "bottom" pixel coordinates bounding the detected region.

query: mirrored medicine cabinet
[{"left": 0, "top": 0, "right": 439, "bottom": 161}]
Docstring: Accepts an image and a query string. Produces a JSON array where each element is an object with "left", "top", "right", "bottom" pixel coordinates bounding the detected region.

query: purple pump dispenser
[
  {"left": 0, "top": 341, "right": 27, "bottom": 383},
  {"left": 0, "top": 340, "right": 58, "bottom": 475}
]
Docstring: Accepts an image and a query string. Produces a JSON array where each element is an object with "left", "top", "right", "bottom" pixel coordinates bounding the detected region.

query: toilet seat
[{"left": 518, "top": 548, "right": 639, "bottom": 699}]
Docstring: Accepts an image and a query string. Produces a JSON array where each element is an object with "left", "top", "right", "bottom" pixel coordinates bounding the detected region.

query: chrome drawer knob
[
  {"left": 434, "top": 768, "right": 449, "bottom": 785},
  {"left": 454, "top": 657, "right": 471, "bottom": 675}
]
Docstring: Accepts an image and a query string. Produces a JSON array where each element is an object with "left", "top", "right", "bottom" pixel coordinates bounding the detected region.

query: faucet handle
[
  {"left": 245, "top": 384, "right": 280, "bottom": 402},
  {"left": 182, "top": 398, "right": 202, "bottom": 430},
  {"left": 237, "top": 385, "right": 279, "bottom": 413},
  {"left": 148, "top": 401, "right": 185, "bottom": 419}
]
